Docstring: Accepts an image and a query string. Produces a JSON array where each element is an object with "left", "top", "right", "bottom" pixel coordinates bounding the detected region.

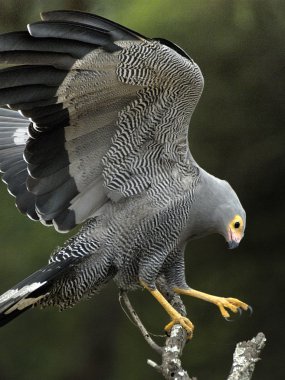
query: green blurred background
[{"left": 0, "top": 0, "right": 283, "bottom": 379}]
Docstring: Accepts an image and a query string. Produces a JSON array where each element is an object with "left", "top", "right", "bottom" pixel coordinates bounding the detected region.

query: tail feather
[{"left": 0, "top": 257, "right": 78, "bottom": 327}]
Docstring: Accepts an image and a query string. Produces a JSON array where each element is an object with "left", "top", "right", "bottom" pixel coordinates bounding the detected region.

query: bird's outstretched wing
[{"left": 0, "top": 10, "right": 204, "bottom": 232}]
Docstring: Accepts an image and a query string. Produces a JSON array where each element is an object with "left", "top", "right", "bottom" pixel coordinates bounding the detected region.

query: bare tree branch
[
  {"left": 119, "top": 291, "right": 163, "bottom": 355},
  {"left": 227, "top": 332, "right": 266, "bottom": 380}
]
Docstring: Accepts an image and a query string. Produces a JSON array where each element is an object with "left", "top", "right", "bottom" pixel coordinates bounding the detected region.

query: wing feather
[
  {"left": 41, "top": 10, "right": 146, "bottom": 41},
  {"left": 0, "top": 10, "right": 203, "bottom": 232}
]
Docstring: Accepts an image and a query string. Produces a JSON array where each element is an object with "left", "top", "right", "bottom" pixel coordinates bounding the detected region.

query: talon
[
  {"left": 247, "top": 305, "right": 253, "bottom": 316},
  {"left": 164, "top": 316, "right": 194, "bottom": 339},
  {"left": 225, "top": 307, "right": 242, "bottom": 322},
  {"left": 216, "top": 297, "right": 249, "bottom": 319}
]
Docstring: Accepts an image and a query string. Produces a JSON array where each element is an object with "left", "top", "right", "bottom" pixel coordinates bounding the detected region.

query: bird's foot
[
  {"left": 174, "top": 288, "right": 250, "bottom": 319},
  {"left": 205, "top": 296, "right": 249, "bottom": 319},
  {"left": 164, "top": 313, "right": 194, "bottom": 339}
]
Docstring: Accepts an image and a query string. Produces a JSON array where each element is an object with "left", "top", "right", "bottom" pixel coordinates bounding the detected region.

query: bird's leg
[
  {"left": 173, "top": 287, "right": 249, "bottom": 319},
  {"left": 140, "top": 280, "right": 194, "bottom": 339}
]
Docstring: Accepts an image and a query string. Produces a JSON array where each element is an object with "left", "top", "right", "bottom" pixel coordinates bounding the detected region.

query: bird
[{"left": 0, "top": 10, "right": 249, "bottom": 336}]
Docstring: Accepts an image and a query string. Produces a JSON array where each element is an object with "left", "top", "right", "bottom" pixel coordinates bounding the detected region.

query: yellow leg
[
  {"left": 174, "top": 288, "right": 249, "bottom": 319},
  {"left": 141, "top": 281, "right": 194, "bottom": 339}
]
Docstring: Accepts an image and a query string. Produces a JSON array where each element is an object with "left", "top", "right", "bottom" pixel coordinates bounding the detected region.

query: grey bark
[{"left": 227, "top": 332, "right": 266, "bottom": 380}]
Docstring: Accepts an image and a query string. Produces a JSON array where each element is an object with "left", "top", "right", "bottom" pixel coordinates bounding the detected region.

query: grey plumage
[{"left": 0, "top": 11, "right": 247, "bottom": 329}]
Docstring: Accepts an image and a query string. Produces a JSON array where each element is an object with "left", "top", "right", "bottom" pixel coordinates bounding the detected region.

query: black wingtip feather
[
  {"left": 28, "top": 21, "right": 121, "bottom": 52},
  {"left": 0, "top": 31, "right": 95, "bottom": 59},
  {"left": 0, "top": 85, "right": 58, "bottom": 106},
  {"left": 2, "top": 162, "right": 27, "bottom": 184},
  {"left": 54, "top": 208, "right": 76, "bottom": 232},
  {"left": 14, "top": 189, "right": 38, "bottom": 220},
  {"left": 0, "top": 66, "right": 68, "bottom": 90},
  {"left": 41, "top": 10, "right": 147, "bottom": 41},
  {"left": 27, "top": 166, "right": 70, "bottom": 195},
  {"left": 9, "top": 97, "right": 59, "bottom": 111},
  {"left": 0, "top": 51, "right": 75, "bottom": 69},
  {"left": 30, "top": 108, "right": 70, "bottom": 131},
  {"left": 27, "top": 149, "right": 69, "bottom": 178},
  {"left": 20, "top": 103, "right": 64, "bottom": 119},
  {"left": 35, "top": 178, "right": 78, "bottom": 220}
]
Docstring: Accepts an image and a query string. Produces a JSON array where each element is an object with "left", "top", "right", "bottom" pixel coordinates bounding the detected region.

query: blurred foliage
[{"left": 0, "top": 0, "right": 284, "bottom": 379}]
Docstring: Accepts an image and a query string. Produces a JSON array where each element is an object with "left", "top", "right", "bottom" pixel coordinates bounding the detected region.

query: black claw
[
  {"left": 225, "top": 309, "right": 242, "bottom": 322},
  {"left": 247, "top": 305, "right": 253, "bottom": 316},
  {"left": 225, "top": 305, "right": 253, "bottom": 322}
]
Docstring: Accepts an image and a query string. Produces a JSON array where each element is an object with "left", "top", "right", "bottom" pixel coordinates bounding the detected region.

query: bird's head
[
  {"left": 185, "top": 173, "right": 246, "bottom": 249},
  {"left": 225, "top": 213, "right": 245, "bottom": 249},
  {"left": 214, "top": 182, "right": 246, "bottom": 250}
]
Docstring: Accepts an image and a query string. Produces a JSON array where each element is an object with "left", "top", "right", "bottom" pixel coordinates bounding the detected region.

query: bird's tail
[{"left": 0, "top": 257, "right": 78, "bottom": 327}]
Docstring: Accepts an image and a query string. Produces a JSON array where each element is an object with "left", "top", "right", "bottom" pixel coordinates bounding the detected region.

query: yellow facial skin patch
[{"left": 230, "top": 214, "right": 244, "bottom": 231}]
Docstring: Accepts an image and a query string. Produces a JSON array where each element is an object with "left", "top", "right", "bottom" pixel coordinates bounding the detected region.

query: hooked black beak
[{"left": 228, "top": 240, "right": 240, "bottom": 250}]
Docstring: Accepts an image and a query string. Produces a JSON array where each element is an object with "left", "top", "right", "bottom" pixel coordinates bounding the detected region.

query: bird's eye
[{"left": 229, "top": 215, "right": 243, "bottom": 231}]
